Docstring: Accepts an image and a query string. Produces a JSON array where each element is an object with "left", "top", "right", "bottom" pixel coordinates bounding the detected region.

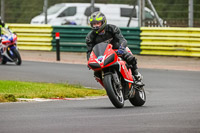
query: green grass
[{"left": 0, "top": 80, "right": 106, "bottom": 102}]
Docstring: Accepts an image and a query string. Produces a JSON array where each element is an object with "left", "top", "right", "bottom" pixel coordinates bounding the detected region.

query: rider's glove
[{"left": 117, "top": 46, "right": 125, "bottom": 55}]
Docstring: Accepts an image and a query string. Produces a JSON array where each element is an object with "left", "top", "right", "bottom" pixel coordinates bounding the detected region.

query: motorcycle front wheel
[
  {"left": 11, "top": 49, "right": 22, "bottom": 65},
  {"left": 103, "top": 74, "right": 124, "bottom": 108}
]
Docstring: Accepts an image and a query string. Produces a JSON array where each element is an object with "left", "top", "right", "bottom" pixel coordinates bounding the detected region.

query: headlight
[
  {"left": 88, "top": 63, "right": 101, "bottom": 69},
  {"left": 104, "top": 54, "right": 115, "bottom": 66}
]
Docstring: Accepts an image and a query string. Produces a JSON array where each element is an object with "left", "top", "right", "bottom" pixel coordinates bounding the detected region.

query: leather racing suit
[{"left": 86, "top": 24, "right": 138, "bottom": 72}]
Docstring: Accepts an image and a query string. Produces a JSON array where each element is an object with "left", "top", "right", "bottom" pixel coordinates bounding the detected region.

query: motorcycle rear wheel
[
  {"left": 129, "top": 87, "right": 146, "bottom": 106},
  {"left": 103, "top": 74, "right": 124, "bottom": 108},
  {"left": 0, "top": 59, "right": 7, "bottom": 64}
]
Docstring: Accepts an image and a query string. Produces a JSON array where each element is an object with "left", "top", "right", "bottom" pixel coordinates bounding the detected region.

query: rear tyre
[
  {"left": 129, "top": 87, "right": 146, "bottom": 106},
  {"left": 103, "top": 74, "right": 124, "bottom": 108},
  {"left": 0, "top": 59, "right": 7, "bottom": 65},
  {"left": 0, "top": 54, "right": 7, "bottom": 64}
]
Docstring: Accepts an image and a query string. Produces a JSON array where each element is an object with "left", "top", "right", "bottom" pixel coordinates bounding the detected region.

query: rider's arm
[
  {"left": 112, "top": 25, "right": 127, "bottom": 48},
  {"left": 86, "top": 31, "right": 94, "bottom": 61}
]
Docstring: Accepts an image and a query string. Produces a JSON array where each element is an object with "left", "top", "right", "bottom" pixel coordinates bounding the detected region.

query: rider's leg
[{"left": 123, "top": 47, "right": 143, "bottom": 81}]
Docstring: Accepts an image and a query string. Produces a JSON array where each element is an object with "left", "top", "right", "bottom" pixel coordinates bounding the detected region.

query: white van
[{"left": 31, "top": 3, "right": 157, "bottom": 27}]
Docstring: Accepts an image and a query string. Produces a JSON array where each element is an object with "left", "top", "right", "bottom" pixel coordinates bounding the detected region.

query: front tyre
[
  {"left": 129, "top": 87, "right": 146, "bottom": 106},
  {"left": 12, "top": 49, "right": 22, "bottom": 65},
  {"left": 103, "top": 74, "right": 124, "bottom": 108}
]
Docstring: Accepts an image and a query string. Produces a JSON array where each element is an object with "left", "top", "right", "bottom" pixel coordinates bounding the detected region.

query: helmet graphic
[{"left": 89, "top": 11, "right": 107, "bottom": 34}]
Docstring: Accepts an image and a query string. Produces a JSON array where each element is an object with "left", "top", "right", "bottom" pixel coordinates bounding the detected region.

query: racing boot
[
  {"left": 132, "top": 69, "right": 143, "bottom": 81},
  {"left": 122, "top": 51, "right": 144, "bottom": 85},
  {"left": 132, "top": 69, "right": 144, "bottom": 86}
]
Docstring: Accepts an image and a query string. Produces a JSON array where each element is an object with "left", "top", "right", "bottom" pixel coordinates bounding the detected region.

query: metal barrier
[
  {"left": 121, "top": 27, "right": 141, "bottom": 54},
  {"left": 7, "top": 24, "right": 200, "bottom": 57},
  {"left": 140, "top": 27, "right": 200, "bottom": 57},
  {"left": 52, "top": 26, "right": 141, "bottom": 54},
  {"left": 6, "top": 24, "right": 141, "bottom": 54},
  {"left": 52, "top": 26, "right": 90, "bottom": 52},
  {"left": 7, "top": 24, "right": 53, "bottom": 51}
]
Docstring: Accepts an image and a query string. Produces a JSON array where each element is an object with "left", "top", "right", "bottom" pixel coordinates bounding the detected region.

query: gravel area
[{"left": 20, "top": 50, "right": 200, "bottom": 71}]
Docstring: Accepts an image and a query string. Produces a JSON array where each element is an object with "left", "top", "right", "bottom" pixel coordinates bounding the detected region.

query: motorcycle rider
[
  {"left": 0, "top": 18, "right": 8, "bottom": 34},
  {"left": 0, "top": 18, "right": 5, "bottom": 28},
  {"left": 0, "top": 18, "right": 5, "bottom": 61},
  {"left": 0, "top": 18, "right": 10, "bottom": 62},
  {"left": 86, "top": 11, "right": 143, "bottom": 82}
]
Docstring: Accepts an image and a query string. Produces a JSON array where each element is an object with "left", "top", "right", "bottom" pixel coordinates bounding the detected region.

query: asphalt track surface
[{"left": 0, "top": 61, "right": 200, "bottom": 133}]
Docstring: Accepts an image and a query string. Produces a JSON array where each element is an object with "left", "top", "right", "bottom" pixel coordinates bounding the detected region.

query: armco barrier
[
  {"left": 6, "top": 24, "right": 200, "bottom": 57},
  {"left": 52, "top": 26, "right": 141, "bottom": 54},
  {"left": 52, "top": 26, "right": 90, "bottom": 52},
  {"left": 140, "top": 27, "right": 200, "bottom": 57},
  {"left": 7, "top": 24, "right": 53, "bottom": 51},
  {"left": 121, "top": 27, "right": 141, "bottom": 54},
  {"left": 6, "top": 24, "right": 141, "bottom": 54}
]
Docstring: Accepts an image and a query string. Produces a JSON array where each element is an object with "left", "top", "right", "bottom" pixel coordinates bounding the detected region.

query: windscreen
[
  {"left": 41, "top": 4, "right": 65, "bottom": 15},
  {"left": 92, "top": 42, "right": 108, "bottom": 57},
  {"left": 2, "top": 28, "right": 11, "bottom": 36}
]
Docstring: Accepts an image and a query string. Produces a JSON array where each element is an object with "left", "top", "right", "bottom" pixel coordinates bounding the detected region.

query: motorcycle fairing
[
  {"left": 117, "top": 61, "right": 133, "bottom": 83},
  {"left": 88, "top": 43, "right": 118, "bottom": 71},
  {"left": 1, "top": 46, "right": 15, "bottom": 62},
  {"left": 88, "top": 42, "right": 134, "bottom": 83},
  {"left": 109, "top": 61, "right": 133, "bottom": 83},
  {"left": 2, "top": 34, "right": 17, "bottom": 45}
]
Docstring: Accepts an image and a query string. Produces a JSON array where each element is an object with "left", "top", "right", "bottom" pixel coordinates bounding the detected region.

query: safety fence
[
  {"left": 52, "top": 26, "right": 141, "bottom": 54},
  {"left": 140, "top": 27, "right": 200, "bottom": 57},
  {"left": 52, "top": 26, "right": 90, "bottom": 52},
  {"left": 6, "top": 24, "right": 200, "bottom": 57},
  {"left": 7, "top": 24, "right": 53, "bottom": 51}
]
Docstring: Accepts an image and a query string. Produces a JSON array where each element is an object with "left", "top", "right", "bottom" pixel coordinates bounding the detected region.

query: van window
[
  {"left": 145, "top": 11, "right": 154, "bottom": 20},
  {"left": 58, "top": 7, "right": 76, "bottom": 17},
  {"left": 120, "top": 8, "right": 136, "bottom": 18},
  {"left": 45, "top": 4, "right": 65, "bottom": 15},
  {"left": 84, "top": 6, "right": 100, "bottom": 16}
]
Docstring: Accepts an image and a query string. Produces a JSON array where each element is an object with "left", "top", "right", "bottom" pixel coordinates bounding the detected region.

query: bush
[{"left": 0, "top": 94, "right": 17, "bottom": 102}]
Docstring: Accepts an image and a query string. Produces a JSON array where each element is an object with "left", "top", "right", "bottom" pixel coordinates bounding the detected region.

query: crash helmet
[{"left": 89, "top": 11, "right": 107, "bottom": 34}]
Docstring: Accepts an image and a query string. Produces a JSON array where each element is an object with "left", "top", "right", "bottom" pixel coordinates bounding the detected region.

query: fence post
[
  {"left": 146, "top": 0, "right": 163, "bottom": 27},
  {"left": 43, "top": 0, "right": 48, "bottom": 24},
  {"left": 91, "top": 0, "right": 95, "bottom": 13},
  {"left": 188, "top": 0, "right": 193, "bottom": 27},
  {"left": 1, "top": 0, "right": 5, "bottom": 22},
  {"left": 55, "top": 32, "right": 60, "bottom": 61}
]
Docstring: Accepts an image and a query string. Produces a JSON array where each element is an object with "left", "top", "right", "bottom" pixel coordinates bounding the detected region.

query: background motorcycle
[
  {"left": 0, "top": 27, "right": 22, "bottom": 65},
  {"left": 88, "top": 42, "right": 146, "bottom": 108}
]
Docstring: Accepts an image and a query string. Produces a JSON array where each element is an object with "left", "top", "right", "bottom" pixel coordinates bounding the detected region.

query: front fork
[
  {"left": 6, "top": 45, "right": 17, "bottom": 61},
  {"left": 102, "top": 69, "right": 120, "bottom": 85}
]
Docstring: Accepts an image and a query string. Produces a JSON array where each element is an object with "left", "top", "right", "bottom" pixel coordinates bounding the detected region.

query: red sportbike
[{"left": 88, "top": 42, "right": 146, "bottom": 108}]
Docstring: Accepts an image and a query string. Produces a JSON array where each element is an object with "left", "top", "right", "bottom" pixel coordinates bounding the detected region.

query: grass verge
[{"left": 0, "top": 80, "right": 106, "bottom": 102}]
